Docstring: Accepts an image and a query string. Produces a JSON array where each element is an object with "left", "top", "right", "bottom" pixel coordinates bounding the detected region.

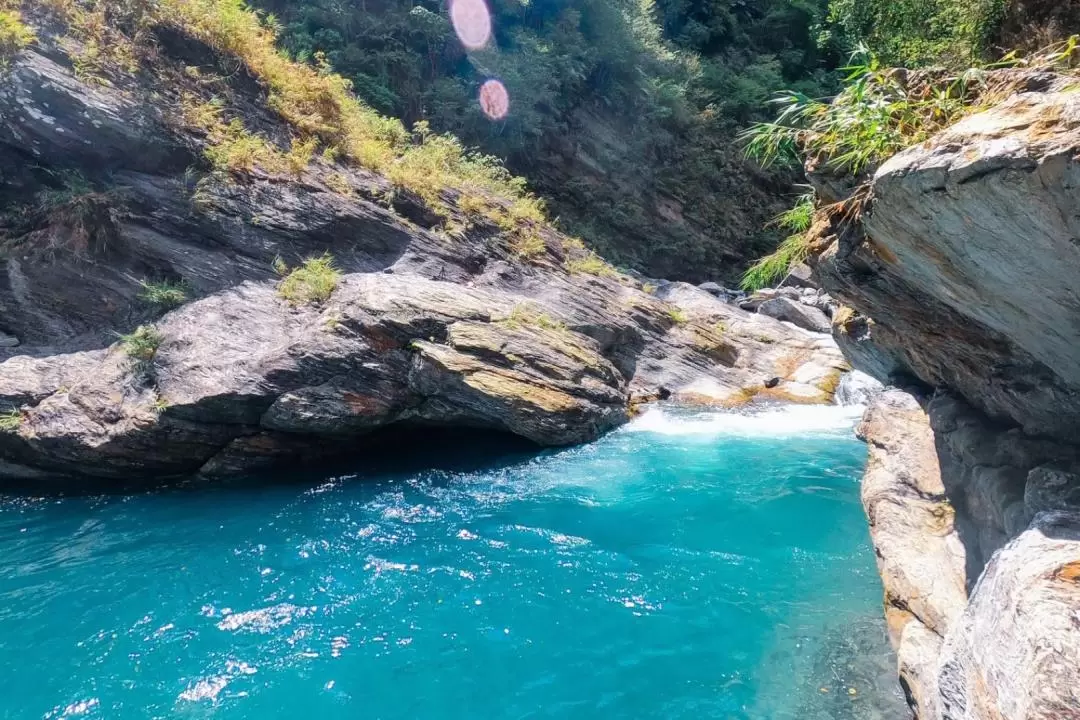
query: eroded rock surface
[
  {"left": 859, "top": 389, "right": 1080, "bottom": 719},
  {"left": 856, "top": 390, "right": 968, "bottom": 718},
  {"left": 818, "top": 74, "right": 1080, "bottom": 719},
  {"left": 938, "top": 510, "right": 1080, "bottom": 720},
  {"left": 816, "top": 75, "right": 1080, "bottom": 440},
  {"left": 0, "top": 31, "right": 846, "bottom": 482}
]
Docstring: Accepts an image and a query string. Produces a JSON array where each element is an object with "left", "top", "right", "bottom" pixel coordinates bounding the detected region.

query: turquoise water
[{"left": 0, "top": 405, "right": 905, "bottom": 720}]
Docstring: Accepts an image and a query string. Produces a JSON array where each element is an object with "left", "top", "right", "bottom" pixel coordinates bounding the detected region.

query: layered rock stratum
[
  {"left": 0, "top": 16, "right": 844, "bottom": 482},
  {"left": 816, "top": 73, "right": 1080, "bottom": 719}
]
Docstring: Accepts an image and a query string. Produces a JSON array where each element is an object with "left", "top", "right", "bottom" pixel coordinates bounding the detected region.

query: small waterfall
[
  {"left": 834, "top": 370, "right": 885, "bottom": 407},
  {"left": 625, "top": 404, "right": 865, "bottom": 437}
]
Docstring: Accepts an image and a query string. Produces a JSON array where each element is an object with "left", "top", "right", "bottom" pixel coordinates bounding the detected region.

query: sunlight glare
[
  {"left": 479, "top": 79, "right": 510, "bottom": 120},
  {"left": 450, "top": 0, "right": 492, "bottom": 50}
]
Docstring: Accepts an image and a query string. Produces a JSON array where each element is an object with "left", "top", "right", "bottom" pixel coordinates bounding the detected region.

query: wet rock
[{"left": 834, "top": 370, "right": 884, "bottom": 407}]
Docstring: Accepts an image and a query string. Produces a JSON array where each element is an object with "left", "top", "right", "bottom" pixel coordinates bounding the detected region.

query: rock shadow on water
[{"left": 0, "top": 425, "right": 542, "bottom": 498}]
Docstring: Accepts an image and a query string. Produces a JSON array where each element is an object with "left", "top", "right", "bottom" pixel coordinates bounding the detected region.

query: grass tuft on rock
[
  {"left": 667, "top": 306, "right": 689, "bottom": 325},
  {"left": 0, "top": 408, "right": 22, "bottom": 432},
  {"left": 119, "top": 325, "right": 163, "bottom": 362},
  {"left": 741, "top": 190, "right": 816, "bottom": 291},
  {"left": 277, "top": 254, "right": 341, "bottom": 305},
  {"left": 0, "top": 5, "right": 35, "bottom": 63},
  {"left": 741, "top": 39, "right": 1080, "bottom": 288},
  {"left": 565, "top": 252, "right": 618, "bottom": 278},
  {"left": 139, "top": 279, "right": 189, "bottom": 308},
  {"left": 64, "top": 0, "right": 543, "bottom": 229},
  {"left": 499, "top": 303, "right": 567, "bottom": 333}
]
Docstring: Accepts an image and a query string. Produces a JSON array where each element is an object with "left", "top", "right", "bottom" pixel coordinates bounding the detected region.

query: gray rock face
[
  {"left": 0, "top": 37, "right": 848, "bottom": 483},
  {"left": 937, "top": 511, "right": 1080, "bottom": 719},
  {"left": 856, "top": 390, "right": 969, "bottom": 719},
  {"left": 857, "top": 388, "right": 1080, "bottom": 719},
  {"left": 1025, "top": 466, "right": 1080, "bottom": 517},
  {"left": 813, "top": 77, "right": 1080, "bottom": 719},
  {"left": 780, "top": 262, "right": 817, "bottom": 289},
  {"left": 757, "top": 297, "right": 831, "bottom": 333},
  {"left": 816, "top": 76, "right": 1080, "bottom": 441}
]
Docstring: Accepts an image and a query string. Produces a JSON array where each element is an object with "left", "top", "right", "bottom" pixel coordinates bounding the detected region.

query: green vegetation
[
  {"left": 741, "top": 52, "right": 982, "bottom": 176},
  {"left": 30, "top": 0, "right": 1080, "bottom": 283},
  {"left": 0, "top": 408, "right": 22, "bottom": 432},
  {"left": 249, "top": 0, "right": 842, "bottom": 279},
  {"left": 39, "top": 0, "right": 547, "bottom": 247},
  {"left": 277, "top": 254, "right": 340, "bottom": 305},
  {"left": 119, "top": 325, "right": 163, "bottom": 362},
  {"left": 565, "top": 252, "right": 618, "bottom": 279},
  {"left": 741, "top": 189, "right": 815, "bottom": 290},
  {"left": 741, "top": 36, "right": 1080, "bottom": 286},
  {"left": 0, "top": 1, "right": 35, "bottom": 63},
  {"left": 139, "top": 279, "right": 189, "bottom": 309},
  {"left": 826, "top": 0, "right": 1007, "bottom": 67},
  {"left": 667, "top": 306, "right": 689, "bottom": 325},
  {"left": 35, "top": 170, "right": 95, "bottom": 210}
]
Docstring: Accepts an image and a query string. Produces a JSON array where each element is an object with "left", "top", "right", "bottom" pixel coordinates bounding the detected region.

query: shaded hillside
[{"left": 253, "top": 0, "right": 841, "bottom": 282}]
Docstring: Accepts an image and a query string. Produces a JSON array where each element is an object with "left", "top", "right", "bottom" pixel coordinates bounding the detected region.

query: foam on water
[{"left": 625, "top": 403, "right": 866, "bottom": 438}]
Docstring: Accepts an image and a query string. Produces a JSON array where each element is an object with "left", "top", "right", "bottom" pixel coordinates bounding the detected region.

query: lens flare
[
  {"left": 449, "top": 0, "right": 492, "bottom": 50},
  {"left": 479, "top": 79, "right": 509, "bottom": 120}
]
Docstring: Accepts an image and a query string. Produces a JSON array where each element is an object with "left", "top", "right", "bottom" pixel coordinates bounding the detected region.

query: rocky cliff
[
  {"left": 0, "top": 8, "right": 845, "bottom": 483},
  {"left": 813, "top": 73, "right": 1080, "bottom": 718}
]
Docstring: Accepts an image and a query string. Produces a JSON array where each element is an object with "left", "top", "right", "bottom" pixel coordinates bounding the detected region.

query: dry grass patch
[{"left": 277, "top": 254, "right": 340, "bottom": 305}]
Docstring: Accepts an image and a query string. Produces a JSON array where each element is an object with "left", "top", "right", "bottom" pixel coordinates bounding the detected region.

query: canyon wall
[
  {"left": 0, "top": 21, "right": 845, "bottom": 483},
  {"left": 814, "top": 73, "right": 1080, "bottom": 718}
]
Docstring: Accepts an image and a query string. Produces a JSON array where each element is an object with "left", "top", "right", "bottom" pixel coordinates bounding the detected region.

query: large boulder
[
  {"left": 937, "top": 510, "right": 1080, "bottom": 719},
  {"left": 757, "top": 296, "right": 831, "bottom": 333},
  {"left": 0, "top": 33, "right": 848, "bottom": 483},
  {"left": 815, "top": 76, "right": 1080, "bottom": 440},
  {"left": 856, "top": 390, "right": 970, "bottom": 719}
]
